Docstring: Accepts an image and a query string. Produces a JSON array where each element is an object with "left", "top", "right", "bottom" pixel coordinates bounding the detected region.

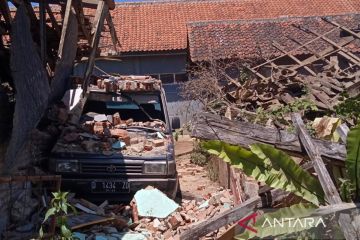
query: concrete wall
[{"left": 73, "top": 52, "right": 203, "bottom": 127}]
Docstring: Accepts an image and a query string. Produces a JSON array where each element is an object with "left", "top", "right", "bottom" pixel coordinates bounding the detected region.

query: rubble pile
[
  {"left": 53, "top": 111, "right": 168, "bottom": 156},
  {"left": 93, "top": 75, "right": 162, "bottom": 93},
  {"left": 69, "top": 187, "right": 234, "bottom": 240}
]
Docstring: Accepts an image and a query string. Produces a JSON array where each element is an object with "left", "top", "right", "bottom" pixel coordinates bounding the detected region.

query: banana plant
[
  {"left": 345, "top": 125, "right": 360, "bottom": 201},
  {"left": 203, "top": 141, "right": 325, "bottom": 206}
]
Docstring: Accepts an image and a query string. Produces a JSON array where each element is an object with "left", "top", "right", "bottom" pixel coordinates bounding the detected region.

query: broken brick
[
  {"left": 130, "top": 137, "right": 139, "bottom": 145},
  {"left": 93, "top": 122, "right": 104, "bottom": 134},
  {"left": 168, "top": 213, "right": 183, "bottom": 230},
  {"left": 152, "top": 139, "right": 165, "bottom": 147},
  {"left": 144, "top": 143, "right": 153, "bottom": 151},
  {"left": 110, "top": 129, "right": 130, "bottom": 145},
  {"left": 113, "top": 113, "right": 121, "bottom": 125}
]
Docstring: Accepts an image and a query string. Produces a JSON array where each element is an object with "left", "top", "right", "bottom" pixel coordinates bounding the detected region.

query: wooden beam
[
  {"left": 297, "top": 26, "right": 360, "bottom": 68},
  {"left": 82, "top": 0, "right": 108, "bottom": 93},
  {"left": 180, "top": 197, "right": 261, "bottom": 240},
  {"left": 58, "top": 0, "right": 73, "bottom": 59},
  {"left": 105, "top": 12, "right": 119, "bottom": 53},
  {"left": 291, "top": 113, "right": 355, "bottom": 240},
  {"left": 45, "top": 4, "right": 61, "bottom": 36},
  {"left": 323, "top": 18, "right": 360, "bottom": 40},
  {"left": 336, "top": 123, "right": 350, "bottom": 144},
  {"left": 0, "top": 0, "right": 12, "bottom": 28},
  {"left": 191, "top": 112, "right": 346, "bottom": 161},
  {"left": 272, "top": 41, "right": 317, "bottom": 76},
  {"left": 73, "top": 0, "right": 91, "bottom": 43},
  {"left": 23, "top": 0, "right": 38, "bottom": 24},
  {"left": 81, "top": 0, "right": 115, "bottom": 10},
  {"left": 252, "top": 26, "right": 340, "bottom": 70},
  {"left": 39, "top": 0, "right": 46, "bottom": 66}
]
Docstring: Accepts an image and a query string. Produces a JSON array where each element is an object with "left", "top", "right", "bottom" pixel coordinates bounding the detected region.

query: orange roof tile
[{"left": 101, "top": 0, "right": 360, "bottom": 53}]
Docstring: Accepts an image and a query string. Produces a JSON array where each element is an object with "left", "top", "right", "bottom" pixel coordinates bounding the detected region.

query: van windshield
[{"left": 83, "top": 92, "right": 166, "bottom": 122}]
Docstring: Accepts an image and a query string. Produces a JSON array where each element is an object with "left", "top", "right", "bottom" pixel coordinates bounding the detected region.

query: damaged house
[{"left": 71, "top": 0, "right": 360, "bottom": 125}]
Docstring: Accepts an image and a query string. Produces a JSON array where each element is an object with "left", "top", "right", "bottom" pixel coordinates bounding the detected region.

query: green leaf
[
  {"left": 251, "top": 143, "right": 325, "bottom": 206},
  {"left": 61, "top": 225, "right": 72, "bottom": 239},
  {"left": 235, "top": 203, "right": 318, "bottom": 239},
  {"left": 346, "top": 125, "right": 360, "bottom": 199},
  {"left": 39, "top": 226, "right": 44, "bottom": 239},
  {"left": 61, "top": 202, "right": 68, "bottom": 214},
  {"left": 203, "top": 141, "right": 324, "bottom": 205},
  {"left": 43, "top": 208, "right": 56, "bottom": 223}
]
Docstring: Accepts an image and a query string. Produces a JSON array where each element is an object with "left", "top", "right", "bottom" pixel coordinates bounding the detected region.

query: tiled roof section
[
  {"left": 101, "top": 0, "right": 360, "bottom": 53},
  {"left": 187, "top": 14, "right": 360, "bottom": 62}
]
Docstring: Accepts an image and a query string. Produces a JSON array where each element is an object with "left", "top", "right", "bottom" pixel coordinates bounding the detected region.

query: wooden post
[
  {"left": 73, "top": 0, "right": 91, "bottom": 43},
  {"left": 58, "top": 0, "right": 73, "bottom": 59},
  {"left": 105, "top": 13, "right": 119, "bottom": 53},
  {"left": 272, "top": 41, "right": 317, "bottom": 76},
  {"left": 0, "top": 0, "right": 12, "bottom": 28},
  {"left": 45, "top": 4, "right": 61, "bottom": 36},
  {"left": 39, "top": 0, "right": 46, "bottom": 67},
  {"left": 291, "top": 113, "right": 355, "bottom": 240},
  {"left": 82, "top": 0, "right": 108, "bottom": 93}
]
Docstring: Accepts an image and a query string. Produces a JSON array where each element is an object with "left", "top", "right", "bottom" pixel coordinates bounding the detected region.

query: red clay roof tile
[
  {"left": 187, "top": 14, "right": 360, "bottom": 61},
  {"left": 100, "top": 0, "right": 360, "bottom": 53}
]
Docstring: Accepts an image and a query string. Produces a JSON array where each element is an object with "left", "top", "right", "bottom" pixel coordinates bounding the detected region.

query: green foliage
[
  {"left": 270, "top": 99, "right": 318, "bottom": 120},
  {"left": 39, "top": 191, "right": 77, "bottom": 240},
  {"left": 203, "top": 141, "right": 325, "bottom": 206},
  {"left": 254, "top": 99, "right": 317, "bottom": 125},
  {"left": 339, "top": 178, "right": 355, "bottom": 202},
  {"left": 190, "top": 141, "right": 210, "bottom": 166},
  {"left": 335, "top": 95, "right": 360, "bottom": 124},
  {"left": 345, "top": 125, "right": 360, "bottom": 200},
  {"left": 235, "top": 203, "right": 318, "bottom": 239}
]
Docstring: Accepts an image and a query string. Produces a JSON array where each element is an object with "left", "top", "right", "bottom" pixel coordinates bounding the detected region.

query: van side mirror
[{"left": 171, "top": 117, "right": 180, "bottom": 130}]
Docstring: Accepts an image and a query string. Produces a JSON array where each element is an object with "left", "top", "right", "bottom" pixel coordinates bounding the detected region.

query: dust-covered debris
[{"left": 69, "top": 186, "right": 234, "bottom": 240}]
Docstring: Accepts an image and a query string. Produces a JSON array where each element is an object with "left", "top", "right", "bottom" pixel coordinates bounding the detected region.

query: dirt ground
[{"left": 174, "top": 135, "right": 221, "bottom": 199}]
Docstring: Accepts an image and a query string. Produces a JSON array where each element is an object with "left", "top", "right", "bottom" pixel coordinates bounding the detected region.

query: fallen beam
[
  {"left": 292, "top": 113, "right": 355, "bottom": 240},
  {"left": 191, "top": 112, "right": 346, "bottom": 161}
]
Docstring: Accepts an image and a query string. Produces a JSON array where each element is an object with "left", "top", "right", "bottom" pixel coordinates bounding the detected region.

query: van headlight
[
  {"left": 56, "top": 160, "right": 79, "bottom": 173},
  {"left": 143, "top": 161, "right": 166, "bottom": 175}
]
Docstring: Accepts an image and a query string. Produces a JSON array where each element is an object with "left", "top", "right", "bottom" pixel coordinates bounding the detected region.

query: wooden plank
[
  {"left": 323, "top": 18, "right": 360, "bottom": 40},
  {"left": 82, "top": 0, "right": 108, "bottom": 93},
  {"left": 39, "top": 0, "right": 46, "bottom": 67},
  {"left": 73, "top": 0, "right": 91, "bottom": 43},
  {"left": 291, "top": 113, "right": 355, "bottom": 240},
  {"left": 0, "top": 0, "right": 12, "bottom": 27},
  {"left": 23, "top": 0, "right": 38, "bottom": 24},
  {"left": 286, "top": 36, "right": 331, "bottom": 65},
  {"left": 5, "top": 4, "right": 50, "bottom": 174},
  {"left": 272, "top": 41, "right": 317, "bottom": 76},
  {"left": 82, "top": 0, "right": 115, "bottom": 10},
  {"left": 336, "top": 123, "right": 350, "bottom": 143},
  {"left": 179, "top": 197, "right": 261, "bottom": 240},
  {"left": 49, "top": 7, "right": 78, "bottom": 102},
  {"left": 191, "top": 112, "right": 346, "bottom": 161},
  {"left": 45, "top": 4, "right": 61, "bottom": 36},
  {"left": 252, "top": 26, "right": 340, "bottom": 70},
  {"left": 58, "top": 0, "right": 73, "bottom": 59},
  {"left": 105, "top": 13, "right": 119, "bottom": 53}
]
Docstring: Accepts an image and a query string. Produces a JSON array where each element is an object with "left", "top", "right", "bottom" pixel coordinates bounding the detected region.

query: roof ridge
[
  {"left": 115, "top": 0, "right": 244, "bottom": 6},
  {"left": 187, "top": 12, "right": 360, "bottom": 27}
]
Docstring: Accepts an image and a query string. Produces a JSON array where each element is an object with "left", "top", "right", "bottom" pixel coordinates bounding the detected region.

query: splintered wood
[{"left": 198, "top": 17, "right": 360, "bottom": 120}]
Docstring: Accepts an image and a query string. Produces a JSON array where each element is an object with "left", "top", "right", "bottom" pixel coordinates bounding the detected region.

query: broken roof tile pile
[
  {"left": 100, "top": 0, "right": 360, "bottom": 54},
  {"left": 188, "top": 14, "right": 360, "bottom": 62},
  {"left": 66, "top": 186, "right": 234, "bottom": 239}
]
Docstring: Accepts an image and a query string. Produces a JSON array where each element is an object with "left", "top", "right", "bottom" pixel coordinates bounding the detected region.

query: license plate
[{"left": 91, "top": 180, "right": 130, "bottom": 193}]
